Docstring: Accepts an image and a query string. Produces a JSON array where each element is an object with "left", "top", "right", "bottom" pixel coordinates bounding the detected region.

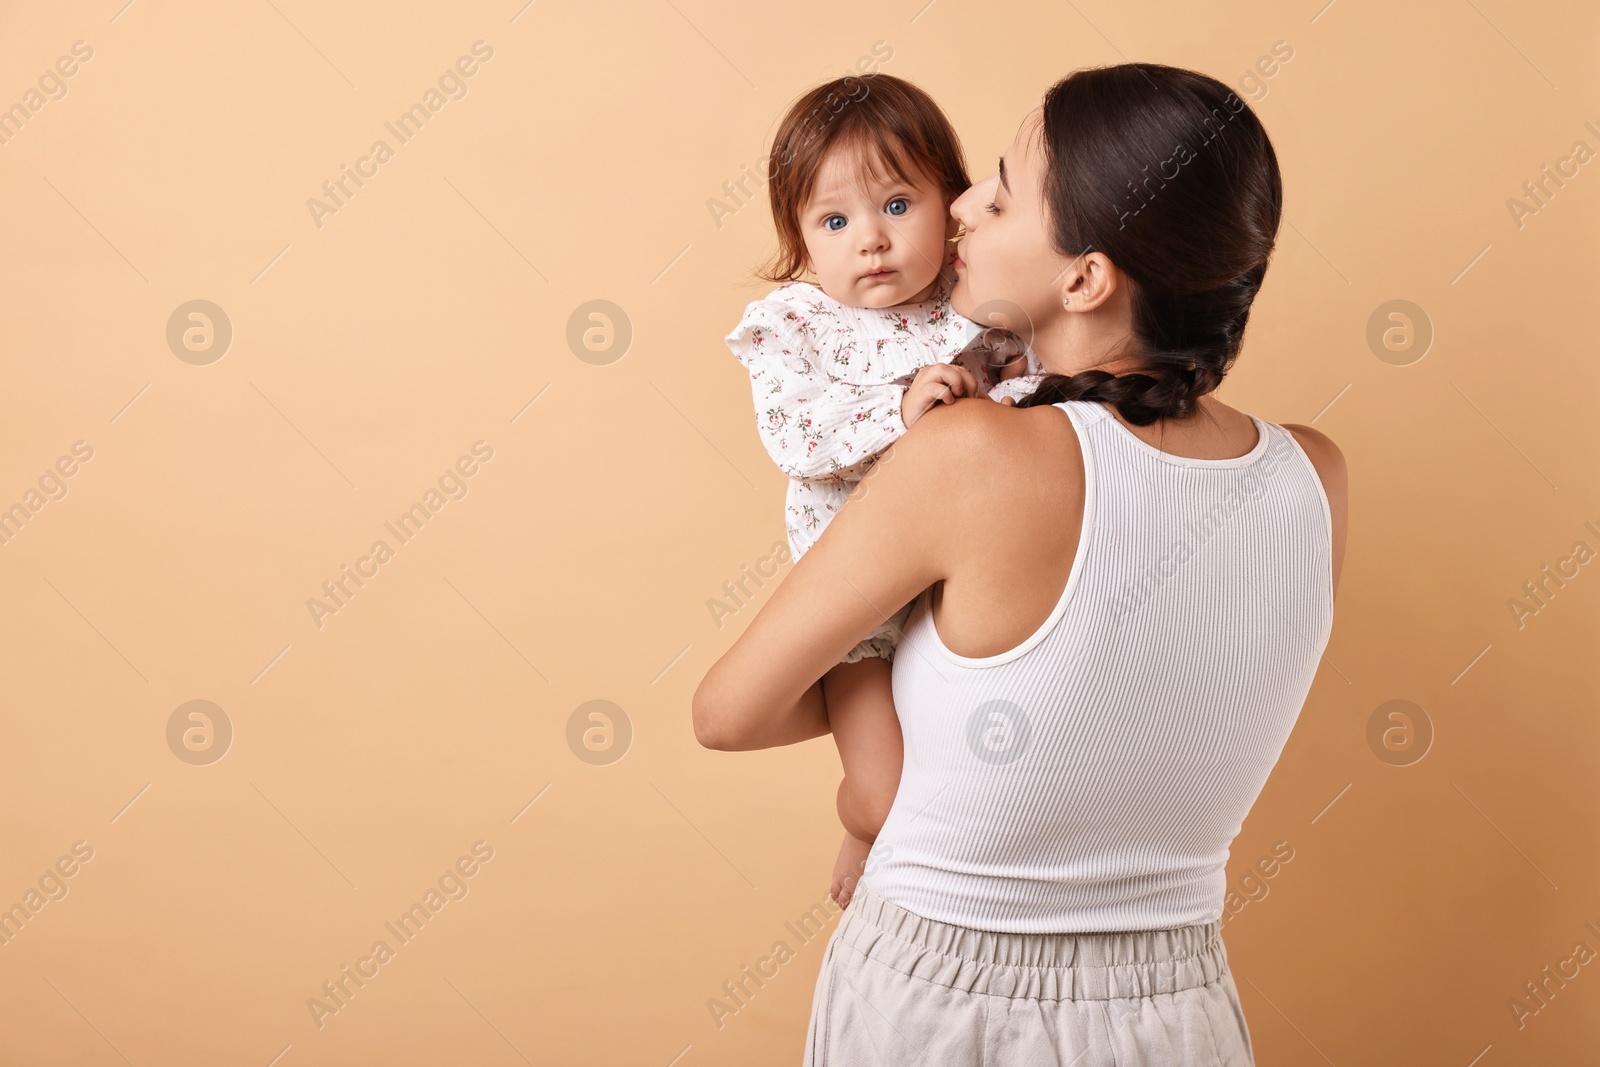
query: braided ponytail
[{"left": 1011, "top": 66, "right": 1282, "bottom": 426}]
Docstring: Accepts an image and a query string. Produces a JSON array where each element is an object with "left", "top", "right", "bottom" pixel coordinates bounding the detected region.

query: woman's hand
[{"left": 901, "top": 362, "right": 979, "bottom": 428}]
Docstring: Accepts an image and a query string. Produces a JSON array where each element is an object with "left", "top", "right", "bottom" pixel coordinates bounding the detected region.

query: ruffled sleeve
[
  {"left": 987, "top": 372, "right": 1048, "bottom": 404},
  {"left": 725, "top": 297, "right": 817, "bottom": 377},
  {"left": 725, "top": 295, "right": 912, "bottom": 481}
]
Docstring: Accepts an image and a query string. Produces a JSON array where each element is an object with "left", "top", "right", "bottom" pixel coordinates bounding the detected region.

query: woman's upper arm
[
  {"left": 692, "top": 401, "right": 985, "bottom": 750},
  {"left": 1283, "top": 423, "right": 1348, "bottom": 595}
]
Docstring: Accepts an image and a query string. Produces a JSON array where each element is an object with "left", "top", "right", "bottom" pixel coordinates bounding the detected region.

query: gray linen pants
[{"left": 803, "top": 881, "right": 1255, "bottom": 1065}]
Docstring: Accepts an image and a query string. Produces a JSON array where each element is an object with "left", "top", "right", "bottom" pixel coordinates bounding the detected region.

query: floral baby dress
[{"left": 725, "top": 275, "right": 1043, "bottom": 662}]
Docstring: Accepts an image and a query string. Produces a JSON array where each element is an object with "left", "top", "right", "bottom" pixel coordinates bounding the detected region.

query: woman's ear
[{"left": 1058, "top": 250, "right": 1120, "bottom": 313}]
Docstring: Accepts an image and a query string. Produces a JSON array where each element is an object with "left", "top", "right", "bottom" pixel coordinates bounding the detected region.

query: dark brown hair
[
  {"left": 758, "top": 73, "right": 971, "bottom": 283},
  {"left": 1014, "top": 63, "right": 1283, "bottom": 425}
]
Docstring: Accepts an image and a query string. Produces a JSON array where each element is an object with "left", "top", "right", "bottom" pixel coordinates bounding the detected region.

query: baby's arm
[
  {"left": 728, "top": 309, "right": 910, "bottom": 481},
  {"left": 969, "top": 330, "right": 1046, "bottom": 407}
]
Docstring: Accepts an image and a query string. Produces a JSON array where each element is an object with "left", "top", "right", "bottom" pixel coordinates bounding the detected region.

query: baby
[{"left": 724, "top": 73, "right": 1044, "bottom": 907}]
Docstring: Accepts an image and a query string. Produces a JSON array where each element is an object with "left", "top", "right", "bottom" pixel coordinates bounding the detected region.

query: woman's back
[{"left": 863, "top": 397, "right": 1336, "bottom": 933}]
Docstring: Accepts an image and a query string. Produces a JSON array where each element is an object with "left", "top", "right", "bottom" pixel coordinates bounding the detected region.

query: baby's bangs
[{"left": 829, "top": 125, "right": 929, "bottom": 194}]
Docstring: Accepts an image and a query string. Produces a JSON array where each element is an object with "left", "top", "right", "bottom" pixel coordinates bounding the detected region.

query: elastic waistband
[{"left": 837, "top": 883, "right": 1232, "bottom": 1001}]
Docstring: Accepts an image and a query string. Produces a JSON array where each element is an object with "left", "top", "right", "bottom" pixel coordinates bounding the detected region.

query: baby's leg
[
  {"left": 825, "top": 656, "right": 903, "bottom": 837},
  {"left": 822, "top": 655, "right": 903, "bottom": 907}
]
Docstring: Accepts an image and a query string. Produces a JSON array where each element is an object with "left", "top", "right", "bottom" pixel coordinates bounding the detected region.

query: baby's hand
[
  {"left": 977, "top": 328, "right": 1030, "bottom": 382},
  {"left": 997, "top": 351, "right": 1030, "bottom": 381},
  {"left": 901, "top": 362, "right": 979, "bottom": 428}
]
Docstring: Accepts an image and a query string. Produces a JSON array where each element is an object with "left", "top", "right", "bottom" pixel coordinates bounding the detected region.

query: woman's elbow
[{"left": 691, "top": 680, "right": 738, "bottom": 750}]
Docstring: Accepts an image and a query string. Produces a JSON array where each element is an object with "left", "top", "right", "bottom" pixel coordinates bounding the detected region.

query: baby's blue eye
[
  {"left": 823, "top": 215, "right": 847, "bottom": 232},
  {"left": 887, "top": 197, "right": 909, "bottom": 216}
]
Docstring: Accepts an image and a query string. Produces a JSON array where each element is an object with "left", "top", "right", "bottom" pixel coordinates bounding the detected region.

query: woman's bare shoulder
[
  {"left": 900, "top": 397, "right": 1084, "bottom": 522},
  {"left": 1274, "top": 419, "right": 1348, "bottom": 592},
  {"left": 1277, "top": 422, "right": 1347, "bottom": 505},
  {"left": 900, "top": 394, "right": 1077, "bottom": 465},
  {"left": 1278, "top": 421, "right": 1344, "bottom": 467}
]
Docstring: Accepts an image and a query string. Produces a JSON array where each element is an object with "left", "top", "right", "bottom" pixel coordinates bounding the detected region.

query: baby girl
[{"left": 724, "top": 73, "right": 1044, "bottom": 907}]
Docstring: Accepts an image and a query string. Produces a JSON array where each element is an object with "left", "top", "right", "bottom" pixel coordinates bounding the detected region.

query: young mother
[{"left": 694, "top": 63, "right": 1346, "bottom": 1065}]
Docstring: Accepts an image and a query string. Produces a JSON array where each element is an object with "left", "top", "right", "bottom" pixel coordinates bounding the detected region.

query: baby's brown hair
[{"left": 758, "top": 73, "right": 971, "bottom": 284}]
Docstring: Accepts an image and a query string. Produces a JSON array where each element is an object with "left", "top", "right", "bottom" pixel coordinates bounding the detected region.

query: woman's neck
[{"left": 1032, "top": 308, "right": 1138, "bottom": 379}]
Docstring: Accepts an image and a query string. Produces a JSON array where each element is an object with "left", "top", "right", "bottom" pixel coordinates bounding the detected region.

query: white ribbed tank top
[{"left": 865, "top": 399, "right": 1334, "bottom": 934}]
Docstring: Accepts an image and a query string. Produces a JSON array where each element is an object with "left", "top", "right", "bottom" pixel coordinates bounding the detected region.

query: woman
[{"left": 694, "top": 62, "right": 1347, "bottom": 1066}]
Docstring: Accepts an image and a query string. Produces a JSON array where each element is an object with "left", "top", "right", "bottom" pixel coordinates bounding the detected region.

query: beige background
[{"left": 0, "top": 0, "right": 1595, "bottom": 1063}]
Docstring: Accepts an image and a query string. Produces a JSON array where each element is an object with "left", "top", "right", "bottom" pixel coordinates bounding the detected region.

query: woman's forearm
[{"left": 694, "top": 676, "right": 831, "bottom": 751}]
